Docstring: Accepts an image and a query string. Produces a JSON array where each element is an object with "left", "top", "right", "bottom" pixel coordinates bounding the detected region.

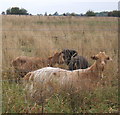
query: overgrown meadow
[{"left": 2, "top": 15, "right": 118, "bottom": 113}]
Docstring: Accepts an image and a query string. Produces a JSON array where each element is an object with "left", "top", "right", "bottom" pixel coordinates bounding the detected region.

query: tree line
[{"left": 1, "top": 7, "right": 120, "bottom": 17}]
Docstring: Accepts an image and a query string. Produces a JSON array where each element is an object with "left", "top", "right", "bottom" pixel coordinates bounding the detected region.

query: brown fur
[{"left": 11, "top": 52, "right": 64, "bottom": 78}]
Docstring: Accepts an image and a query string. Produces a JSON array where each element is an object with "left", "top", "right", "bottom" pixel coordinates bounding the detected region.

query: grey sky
[{"left": 0, "top": 0, "right": 119, "bottom": 15}]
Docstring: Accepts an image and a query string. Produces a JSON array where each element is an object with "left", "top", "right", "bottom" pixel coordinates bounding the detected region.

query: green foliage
[
  {"left": 69, "top": 12, "right": 76, "bottom": 16},
  {"left": 86, "top": 10, "right": 96, "bottom": 16},
  {"left": 6, "top": 8, "right": 11, "bottom": 15},
  {"left": 108, "top": 10, "right": 120, "bottom": 17},
  {"left": 6, "top": 7, "right": 28, "bottom": 15},
  {"left": 2, "top": 80, "right": 118, "bottom": 113}
]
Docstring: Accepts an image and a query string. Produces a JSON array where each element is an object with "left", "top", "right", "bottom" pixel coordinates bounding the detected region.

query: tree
[
  {"left": 1, "top": 11, "right": 5, "bottom": 15},
  {"left": 86, "top": 10, "right": 96, "bottom": 16},
  {"left": 108, "top": 10, "right": 120, "bottom": 17},
  {"left": 19, "top": 8, "right": 28, "bottom": 15},
  {"left": 53, "top": 12, "right": 59, "bottom": 16},
  {"left": 37, "top": 14, "right": 43, "bottom": 16},
  {"left": 63, "top": 13, "right": 66, "bottom": 16},
  {"left": 44, "top": 12, "right": 47, "bottom": 16},
  {"left": 80, "top": 13, "right": 84, "bottom": 16},
  {"left": 49, "top": 14, "right": 52, "bottom": 16},
  {"left": 6, "top": 8, "right": 11, "bottom": 14},
  {"left": 70, "top": 12, "right": 76, "bottom": 16},
  {"left": 6, "top": 7, "right": 29, "bottom": 15},
  {"left": 63, "top": 12, "right": 70, "bottom": 16}
]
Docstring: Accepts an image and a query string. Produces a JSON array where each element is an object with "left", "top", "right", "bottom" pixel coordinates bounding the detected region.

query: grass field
[{"left": 2, "top": 15, "right": 118, "bottom": 113}]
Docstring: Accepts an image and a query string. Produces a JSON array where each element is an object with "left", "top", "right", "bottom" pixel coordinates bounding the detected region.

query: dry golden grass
[
  {"left": 2, "top": 15, "right": 118, "bottom": 80},
  {"left": 2, "top": 15, "right": 118, "bottom": 113},
  {"left": 0, "top": 15, "right": 2, "bottom": 115}
]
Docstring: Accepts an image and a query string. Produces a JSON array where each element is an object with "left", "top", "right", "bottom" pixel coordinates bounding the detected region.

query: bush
[
  {"left": 86, "top": 10, "right": 96, "bottom": 16},
  {"left": 6, "top": 7, "right": 29, "bottom": 15}
]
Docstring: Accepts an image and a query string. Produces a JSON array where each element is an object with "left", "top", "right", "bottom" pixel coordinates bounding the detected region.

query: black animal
[
  {"left": 69, "top": 55, "right": 89, "bottom": 70},
  {"left": 62, "top": 49, "right": 89, "bottom": 70},
  {"left": 62, "top": 49, "right": 78, "bottom": 65}
]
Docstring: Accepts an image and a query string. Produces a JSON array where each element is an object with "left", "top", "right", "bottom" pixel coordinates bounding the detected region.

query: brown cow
[{"left": 11, "top": 52, "right": 64, "bottom": 79}]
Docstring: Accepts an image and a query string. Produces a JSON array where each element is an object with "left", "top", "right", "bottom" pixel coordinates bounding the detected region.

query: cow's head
[{"left": 62, "top": 49, "right": 78, "bottom": 65}]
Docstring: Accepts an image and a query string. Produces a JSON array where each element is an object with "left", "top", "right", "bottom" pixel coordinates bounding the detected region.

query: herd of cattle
[
  {"left": 11, "top": 49, "right": 89, "bottom": 78},
  {"left": 11, "top": 49, "right": 112, "bottom": 105}
]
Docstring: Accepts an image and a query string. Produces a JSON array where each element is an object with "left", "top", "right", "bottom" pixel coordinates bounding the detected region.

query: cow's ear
[
  {"left": 74, "top": 52, "right": 77, "bottom": 57},
  {"left": 91, "top": 55, "right": 98, "bottom": 60},
  {"left": 71, "top": 50, "right": 78, "bottom": 57},
  {"left": 72, "top": 52, "right": 77, "bottom": 57}
]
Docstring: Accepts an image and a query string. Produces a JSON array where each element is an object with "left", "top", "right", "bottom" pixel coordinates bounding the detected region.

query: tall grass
[
  {"left": 0, "top": 15, "right": 2, "bottom": 115},
  {"left": 2, "top": 81, "right": 118, "bottom": 113},
  {"left": 2, "top": 15, "right": 118, "bottom": 113}
]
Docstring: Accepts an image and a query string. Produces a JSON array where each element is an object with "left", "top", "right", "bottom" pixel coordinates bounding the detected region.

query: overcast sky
[{"left": 0, "top": 0, "right": 119, "bottom": 15}]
